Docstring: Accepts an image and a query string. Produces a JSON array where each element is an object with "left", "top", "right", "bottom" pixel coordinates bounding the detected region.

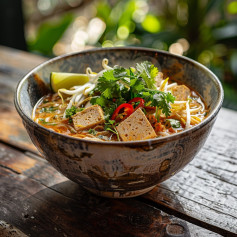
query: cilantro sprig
[
  {"left": 136, "top": 61, "right": 158, "bottom": 89},
  {"left": 165, "top": 119, "right": 181, "bottom": 128},
  {"left": 139, "top": 88, "right": 175, "bottom": 117},
  {"left": 39, "top": 118, "right": 57, "bottom": 126},
  {"left": 88, "top": 128, "right": 97, "bottom": 135},
  {"left": 40, "top": 106, "right": 58, "bottom": 113},
  {"left": 65, "top": 106, "right": 84, "bottom": 123},
  {"left": 105, "top": 120, "right": 120, "bottom": 141},
  {"left": 90, "top": 61, "right": 175, "bottom": 120}
]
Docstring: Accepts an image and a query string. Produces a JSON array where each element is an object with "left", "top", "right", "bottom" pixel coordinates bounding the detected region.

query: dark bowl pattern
[{"left": 15, "top": 47, "right": 223, "bottom": 198}]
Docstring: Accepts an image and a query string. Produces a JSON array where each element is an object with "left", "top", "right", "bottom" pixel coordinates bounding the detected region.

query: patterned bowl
[{"left": 15, "top": 47, "right": 223, "bottom": 198}]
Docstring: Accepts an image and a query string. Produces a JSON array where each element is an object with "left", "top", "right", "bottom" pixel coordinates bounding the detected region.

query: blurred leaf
[
  {"left": 230, "top": 50, "right": 237, "bottom": 76},
  {"left": 25, "top": 0, "right": 237, "bottom": 110},
  {"left": 222, "top": 83, "right": 237, "bottom": 111},
  {"left": 138, "top": 31, "right": 181, "bottom": 48},
  {"left": 203, "top": 0, "right": 224, "bottom": 16},
  {"left": 213, "top": 23, "right": 237, "bottom": 40},
  {"left": 29, "top": 14, "right": 73, "bottom": 56},
  {"left": 227, "top": 1, "right": 237, "bottom": 14},
  {"left": 118, "top": 0, "right": 136, "bottom": 26},
  {"left": 141, "top": 15, "right": 160, "bottom": 33},
  {"left": 96, "top": 1, "right": 111, "bottom": 22}
]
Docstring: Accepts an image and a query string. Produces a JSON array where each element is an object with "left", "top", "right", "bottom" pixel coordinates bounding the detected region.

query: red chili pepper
[
  {"left": 144, "top": 105, "right": 156, "bottom": 110},
  {"left": 128, "top": 97, "right": 145, "bottom": 111},
  {"left": 111, "top": 103, "right": 134, "bottom": 121}
]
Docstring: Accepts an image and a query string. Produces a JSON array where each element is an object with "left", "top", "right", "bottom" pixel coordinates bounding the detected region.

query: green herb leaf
[
  {"left": 113, "top": 67, "right": 128, "bottom": 80},
  {"left": 140, "top": 89, "right": 175, "bottom": 117},
  {"left": 39, "top": 118, "right": 57, "bottom": 126},
  {"left": 90, "top": 62, "right": 174, "bottom": 121},
  {"left": 65, "top": 106, "right": 83, "bottom": 123},
  {"left": 165, "top": 119, "right": 181, "bottom": 128},
  {"left": 105, "top": 120, "right": 120, "bottom": 141},
  {"left": 130, "top": 77, "right": 145, "bottom": 95},
  {"left": 136, "top": 61, "right": 158, "bottom": 89},
  {"left": 88, "top": 128, "right": 97, "bottom": 135},
  {"left": 40, "top": 106, "right": 58, "bottom": 113},
  {"left": 96, "top": 70, "right": 119, "bottom": 99}
]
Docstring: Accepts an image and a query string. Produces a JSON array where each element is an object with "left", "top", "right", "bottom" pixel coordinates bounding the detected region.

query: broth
[{"left": 33, "top": 60, "right": 207, "bottom": 142}]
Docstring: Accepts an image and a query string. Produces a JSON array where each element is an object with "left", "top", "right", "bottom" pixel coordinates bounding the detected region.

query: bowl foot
[{"left": 84, "top": 185, "right": 156, "bottom": 198}]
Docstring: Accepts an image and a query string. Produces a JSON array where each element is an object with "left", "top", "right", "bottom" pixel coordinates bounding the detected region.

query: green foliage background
[{"left": 28, "top": 0, "right": 237, "bottom": 110}]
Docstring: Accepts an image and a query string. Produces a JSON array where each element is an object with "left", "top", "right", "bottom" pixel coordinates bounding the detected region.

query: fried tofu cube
[
  {"left": 172, "top": 85, "right": 190, "bottom": 101},
  {"left": 72, "top": 105, "right": 105, "bottom": 131},
  {"left": 116, "top": 108, "right": 157, "bottom": 141}
]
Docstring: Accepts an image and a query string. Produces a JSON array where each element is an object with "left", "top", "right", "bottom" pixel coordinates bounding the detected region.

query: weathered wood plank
[
  {"left": 0, "top": 142, "right": 222, "bottom": 237},
  {"left": 0, "top": 142, "right": 66, "bottom": 185},
  {"left": 0, "top": 46, "right": 46, "bottom": 72},
  {"left": 0, "top": 220, "right": 28, "bottom": 237},
  {"left": 0, "top": 46, "right": 46, "bottom": 153},
  {"left": 0, "top": 101, "right": 37, "bottom": 153},
  {"left": 1, "top": 160, "right": 193, "bottom": 236},
  {"left": 1, "top": 106, "right": 235, "bottom": 234},
  {"left": 143, "top": 108, "right": 237, "bottom": 236},
  {"left": 0, "top": 46, "right": 236, "bottom": 235},
  {"left": 186, "top": 223, "right": 222, "bottom": 237}
]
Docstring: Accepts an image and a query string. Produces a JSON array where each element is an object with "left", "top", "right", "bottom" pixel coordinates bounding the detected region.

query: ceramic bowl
[{"left": 15, "top": 47, "right": 223, "bottom": 198}]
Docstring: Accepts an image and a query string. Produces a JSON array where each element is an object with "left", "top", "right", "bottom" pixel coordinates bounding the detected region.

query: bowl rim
[{"left": 15, "top": 46, "right": 224, "bottom": 146}]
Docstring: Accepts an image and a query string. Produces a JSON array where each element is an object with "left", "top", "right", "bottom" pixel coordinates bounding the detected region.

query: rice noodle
[
  {"left": 185, "top": 100, "right": 191, "bottom": 129},
  {"left": 63, "top": 93, "right": 77, "bottom": 118},
  {"left": 173, "top": 101, "right": 187, "bottom": 104},
  {"left": 190, "top": 107, "right": 202, "bottom": 113},
  {"left": 60, "top": 83, "right": 94, "bottom": 96},
  {"left": 197, "top": 97, "right": 205, "bottom": 111},
  {"left": 159, "top": 78, "right": 169, "bottom": 92},
  {"left": 166, "top": 82, "right": 177, "bottom": 90},
  {"left": 157, "top": 132, "right": 170, "bottom": 136},
  {"left": 190, "top": 116, "right": 201, "bottom": 125},
  {"left": 66, "top": 124, "right": 77, "bottom": 133},
  {"left": 84, "top": 84, "right": 95, "bottom": 95},
  {"left": 74, "top": 94, "right": 83, "bottom": 104},
  {"left": 77, "top": 97, "right": 91, "bottom": 107},
  {"left": 59, "top": 59, "right": 111, "bottom": 112},
  {"left": 33, "top": 58, "right": 207, "bottom": 142}
]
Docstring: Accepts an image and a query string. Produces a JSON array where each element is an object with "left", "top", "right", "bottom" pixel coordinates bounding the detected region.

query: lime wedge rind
[{"left": 50, "top": 72, "right": 90, "bottom": 92}]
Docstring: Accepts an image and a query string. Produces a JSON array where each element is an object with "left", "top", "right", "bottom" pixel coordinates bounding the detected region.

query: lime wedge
[{"left": 50, "top": 72, "right": 89, "bottom": 92}]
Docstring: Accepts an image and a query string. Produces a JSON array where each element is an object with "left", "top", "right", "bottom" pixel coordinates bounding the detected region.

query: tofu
[
  {"left": 72, "top": 105, "right": 105, "bottom": 131},
  {"left": 172, "top": 85, "right": 190, "bottom": 101},
  {"left": 116, "top": 108, "right": 157, "bottom": 141}
]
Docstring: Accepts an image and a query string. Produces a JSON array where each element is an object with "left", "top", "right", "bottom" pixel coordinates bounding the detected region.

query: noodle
[{"left": 33, "top": 59, "right": 208, "bottom": 142}]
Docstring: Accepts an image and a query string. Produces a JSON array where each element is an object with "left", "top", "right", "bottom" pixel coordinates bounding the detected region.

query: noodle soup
[{"left": 33, "top": 59, "right": 207, "bottom": 142}]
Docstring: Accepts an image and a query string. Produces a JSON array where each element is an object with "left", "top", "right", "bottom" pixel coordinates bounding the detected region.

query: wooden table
[{"left": 0, "top": 46, "right": 236, "bottom": 237}]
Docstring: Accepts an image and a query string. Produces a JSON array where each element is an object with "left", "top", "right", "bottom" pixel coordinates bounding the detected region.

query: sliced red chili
[
  {"left": 144, "top": 105, "right": 156, "bottom": 110},
  {"left": 128, "top": 97, "right": 145, "bottom": 111},
  {"left": 111, "top": 103, "right": 134, "bottom": 122}
]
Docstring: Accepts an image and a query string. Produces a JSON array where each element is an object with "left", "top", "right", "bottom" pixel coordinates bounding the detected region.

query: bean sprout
[{"left": 185, "top": 100, "right": 191, "bottom": 129}]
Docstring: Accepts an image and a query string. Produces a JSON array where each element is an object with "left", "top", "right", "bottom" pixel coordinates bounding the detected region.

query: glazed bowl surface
[{"left": 15, "top": 47, "right": 223, "bottom": 198}]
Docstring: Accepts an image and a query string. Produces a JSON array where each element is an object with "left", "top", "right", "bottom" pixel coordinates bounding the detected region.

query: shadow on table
[{"left": 16, "top": 180, "right": 190, "bottom": 237}]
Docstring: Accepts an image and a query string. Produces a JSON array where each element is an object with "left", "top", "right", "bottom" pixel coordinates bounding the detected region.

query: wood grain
[
  {"left": 143, "top": 108, "right": 237, "bottom": 236},
  {"left": 0, "top": 144, "right": 189, "bottom": 237},
  {"left": 0, "top": 220, "right": 28, "bottom": 237},
  {"left": 0, "top": 46, "right": 236, "bottom": 236},
  {"left": 0, "top": 46, "right": 45, "bottom": 153},
  {"left": 0, "top": 142, "right": 220, "bottom": 237}
]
